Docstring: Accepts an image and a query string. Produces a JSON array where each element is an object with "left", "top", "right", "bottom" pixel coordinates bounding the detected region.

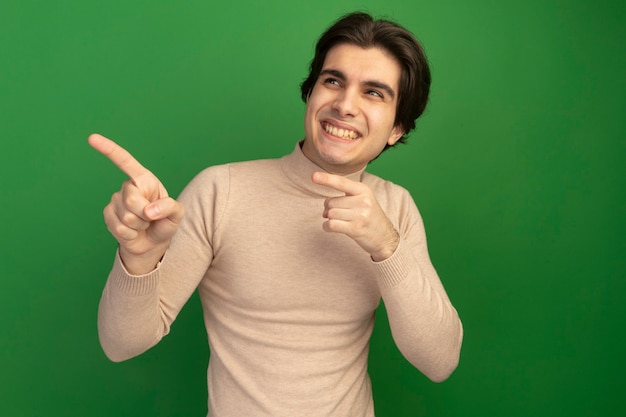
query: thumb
[{"left": 144, "top": 197, "right": 185, "bottom": 224}]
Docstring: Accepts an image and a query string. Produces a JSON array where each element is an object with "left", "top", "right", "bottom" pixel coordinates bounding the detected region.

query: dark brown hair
[{"left": 301, "top": 12, "right": 431, "bottom": 151}]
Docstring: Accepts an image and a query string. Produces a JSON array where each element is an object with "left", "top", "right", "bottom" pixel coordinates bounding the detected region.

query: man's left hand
[{"left": 312, "top": 171, "right": 399, "bottom": 262}]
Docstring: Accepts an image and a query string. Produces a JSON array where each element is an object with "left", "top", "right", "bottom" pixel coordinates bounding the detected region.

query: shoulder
[
  {"left": 187, "top": 158, "right": 279, "bottom": 186},
  {"left": 361, "top": 171, "right": 423, "bottom": 231},
  {"left": 361, "top": 171, "right": 413, "bottom": 202},
  {"left": 179, "top": 157, "right": 282, "bottom": 200}
]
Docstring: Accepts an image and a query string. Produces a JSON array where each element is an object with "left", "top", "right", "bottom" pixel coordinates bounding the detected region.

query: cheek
[
  {"left": 304, "top": 104, "right": 315, "bottom": 130},
  {"left": 304, "top": 92, "right": 326, "bottom": 125},
  {"left": 369, "top": 108, "right": 397, "bottom": 132},
  {"left": 303, "top": 103, "right": 319, "bottom": 139},
  {"left": 306, "top": 90, "right": 325, "bottom": 112}
]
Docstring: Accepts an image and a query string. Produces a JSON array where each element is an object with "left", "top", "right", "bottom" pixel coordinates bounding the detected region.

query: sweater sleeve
[
  {"left": 373, "top": 190, "right": 463, "bottom": 382},
  {"left": 97, "top": 165, "right": 229, "bottom": 362}
]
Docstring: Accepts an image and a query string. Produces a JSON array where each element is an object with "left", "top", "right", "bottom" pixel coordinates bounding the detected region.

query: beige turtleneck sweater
[{"left": 98, "top": 142, "right": 463, "bottom": 417}]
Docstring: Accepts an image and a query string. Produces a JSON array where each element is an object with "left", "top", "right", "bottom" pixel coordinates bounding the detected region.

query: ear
[{"left": 387, "top": 125, "right": 404, "bottom": 146}]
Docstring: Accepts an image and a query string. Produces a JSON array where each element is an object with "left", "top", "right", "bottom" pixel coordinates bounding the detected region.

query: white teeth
[{"left": 324, "top": 123, "right": 358, "bottom": 140}]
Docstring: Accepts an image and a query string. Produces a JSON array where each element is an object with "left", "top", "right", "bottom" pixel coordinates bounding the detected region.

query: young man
[{"left": 91, "top": 12, "right": 462, "bottom": 417}]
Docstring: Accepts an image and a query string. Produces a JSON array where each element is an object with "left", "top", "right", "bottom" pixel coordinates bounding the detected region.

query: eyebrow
[{"left": 319, "top": 69, "right": 396, "bottom": 100}]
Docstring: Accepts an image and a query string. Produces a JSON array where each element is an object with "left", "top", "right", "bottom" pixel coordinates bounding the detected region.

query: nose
[{"left": 332, "top": 88, "right": 359, "bottom": 117}]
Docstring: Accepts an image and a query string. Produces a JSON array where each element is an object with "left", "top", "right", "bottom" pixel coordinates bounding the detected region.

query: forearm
[
  {"left": 375, "top": 239, "right": 463, "bottom": 382},
  {"left": 97, "top": 252, "right": 168, "bottom": 362}
]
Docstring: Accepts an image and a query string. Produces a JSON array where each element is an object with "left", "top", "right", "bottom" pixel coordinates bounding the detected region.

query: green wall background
[{"left": 1, "top": 0, "right": 624, "bottom": 416}]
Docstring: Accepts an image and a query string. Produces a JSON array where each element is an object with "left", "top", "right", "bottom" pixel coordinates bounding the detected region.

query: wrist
[
  {"left": 119, "top": 245, "right": 167, "bottom": 275},
  {"left": 370, "top": 233, "right": 400, "bottom": 262}
]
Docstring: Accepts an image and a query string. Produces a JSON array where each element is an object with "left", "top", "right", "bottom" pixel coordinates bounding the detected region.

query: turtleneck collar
[{"left": 280, "top": 141, "right": 367, "bottom": 197}]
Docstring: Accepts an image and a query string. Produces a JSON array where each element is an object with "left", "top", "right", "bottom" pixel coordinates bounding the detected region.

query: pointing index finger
[
  {"left": 312, "top": 171, "right": 364, "bottom": 196},
  {"left": 88, "top": 134, "right": 150, "bottom": 181}
]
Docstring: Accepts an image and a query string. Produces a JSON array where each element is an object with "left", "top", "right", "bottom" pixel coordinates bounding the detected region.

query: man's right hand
[{"left": 89, "top": 134, "right": 185, "bottom": 275}]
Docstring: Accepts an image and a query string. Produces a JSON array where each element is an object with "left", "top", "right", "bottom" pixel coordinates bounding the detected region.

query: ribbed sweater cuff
[
  {"left": 373, "top": 238, "right": 412, "bottom": 288},
  {"left": 109, "top": 250, "right": 160, "bottom": 296}
]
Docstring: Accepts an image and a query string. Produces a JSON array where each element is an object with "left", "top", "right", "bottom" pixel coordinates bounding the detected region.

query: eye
[
  {"left": 323, "top": 77, "right": 341, "bottom": 87},
  {"left": 366, "top": 89, "right": 383, "bottom": 99}
]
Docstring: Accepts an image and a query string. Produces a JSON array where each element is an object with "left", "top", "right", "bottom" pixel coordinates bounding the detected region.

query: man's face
[{"left": 302, "top": 43, "right": 403, "bottom": 175}]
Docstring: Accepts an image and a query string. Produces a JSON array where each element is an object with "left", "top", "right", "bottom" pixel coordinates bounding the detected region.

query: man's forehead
[{"left": 321, "top": 44, "right": 401, "bottom": 93}]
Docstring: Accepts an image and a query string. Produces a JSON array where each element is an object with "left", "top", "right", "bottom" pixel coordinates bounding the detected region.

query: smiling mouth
[{"left": 322, "top": 122, "right": 359, "bottom": 140}]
